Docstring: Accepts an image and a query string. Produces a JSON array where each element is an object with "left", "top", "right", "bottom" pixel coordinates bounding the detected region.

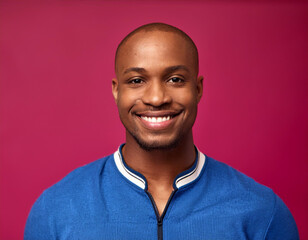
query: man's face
[{"left": 113, "top": 31, "right": 203, "bottom": 150}]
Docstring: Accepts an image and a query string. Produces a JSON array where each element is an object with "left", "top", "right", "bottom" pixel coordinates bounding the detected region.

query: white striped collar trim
[
  {"left": 113, "top": 149, "right": 146, "bottom": 190},
  {"left": 113, "top": 147, "right": 206, "bottom": 190},
  {"left": 175, "top": 149, "right": 206, "bottom": 189}
]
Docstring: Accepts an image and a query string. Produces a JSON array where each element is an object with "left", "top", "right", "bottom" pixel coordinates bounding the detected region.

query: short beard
[{"left": 128, "top": 129, "right": 182, "bottom": 152}]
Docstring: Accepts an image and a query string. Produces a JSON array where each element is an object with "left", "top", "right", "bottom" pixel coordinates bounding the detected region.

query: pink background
[{"left": 1, "top": 1, "right": 307, "bottom": 239}]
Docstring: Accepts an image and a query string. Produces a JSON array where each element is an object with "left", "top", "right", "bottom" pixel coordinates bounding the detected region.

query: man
[{"left": 25, "top": 23, "right": 299, "bottom": 240}]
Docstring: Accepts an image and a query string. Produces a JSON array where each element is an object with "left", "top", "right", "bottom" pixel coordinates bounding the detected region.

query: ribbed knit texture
[{"left": 25, "top": 151, "right": 299, "bottom": 240}]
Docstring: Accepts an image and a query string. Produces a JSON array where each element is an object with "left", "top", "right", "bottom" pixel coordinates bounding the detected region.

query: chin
[{"left": 132, "top": 134, "right": 181, "bottom": 152}]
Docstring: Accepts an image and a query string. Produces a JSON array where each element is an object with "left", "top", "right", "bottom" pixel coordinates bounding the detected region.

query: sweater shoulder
[
  {"left": 40, "top": 153, "right": 114, "bottom": 202},
  {"left": 25, "top": 154, "right": 115, "bottom": 238},
  {"left": 205, "top": 156, "right": 276, "bottom": 206}
]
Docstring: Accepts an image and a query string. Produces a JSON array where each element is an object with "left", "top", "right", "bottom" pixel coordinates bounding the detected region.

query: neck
[{"left": 122, "top": 132, "right": 196, "bottom": 190}]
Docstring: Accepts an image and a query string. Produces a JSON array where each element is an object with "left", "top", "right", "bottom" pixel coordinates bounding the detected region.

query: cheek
[
  {"left": 172, "top": 88, "right": 199, "bottom": 124},
  {"left": 117, "top": 88, "right": 141, "bottom": 114},
  {"left": 172, "top": 87, "right": 198, "bottom": 108}
]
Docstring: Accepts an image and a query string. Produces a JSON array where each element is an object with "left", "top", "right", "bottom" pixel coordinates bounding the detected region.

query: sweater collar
[{"left": 113, "top": 144, "right": 206, "bottom": 190}]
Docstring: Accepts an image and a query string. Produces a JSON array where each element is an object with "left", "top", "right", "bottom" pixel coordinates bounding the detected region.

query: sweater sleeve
[
  {"left": 264, "top": 195, "right": 299, "bottom": 240},
  {"left": 24, "top": 193, "right": 55, "bottom": 240}
]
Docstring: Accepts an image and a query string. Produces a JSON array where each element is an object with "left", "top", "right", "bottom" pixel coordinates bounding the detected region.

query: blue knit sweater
[{"left": 25, "top": 146, "right": 299, "bottom": 240}]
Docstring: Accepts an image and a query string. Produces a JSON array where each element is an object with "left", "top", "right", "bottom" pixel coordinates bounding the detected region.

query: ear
[
  {"left": 112, "top": 78, "right": 119, "bottom": 103},
  {"left": 196, "top": 75, "right": 204, "bottom": 103}
]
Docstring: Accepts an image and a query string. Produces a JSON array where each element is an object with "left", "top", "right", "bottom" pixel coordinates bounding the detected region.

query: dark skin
[{"left": 112, "top": 30, "right": 203, "bottom": 215}]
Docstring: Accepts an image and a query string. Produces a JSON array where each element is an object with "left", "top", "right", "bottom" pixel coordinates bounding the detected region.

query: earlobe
[
  {"left": 112, "top": 78, "right": 119, "bottom": 103},
  {"left": 196, "top": 76, "right": 204, "bottom": 103}
]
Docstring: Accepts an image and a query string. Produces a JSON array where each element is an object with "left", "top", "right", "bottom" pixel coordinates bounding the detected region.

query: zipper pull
[{"left": 157, "top": 218, "right": 163, "bottom": 240}]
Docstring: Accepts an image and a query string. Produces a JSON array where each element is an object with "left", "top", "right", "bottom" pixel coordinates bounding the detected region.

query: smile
[
  {"left": 140, "top": 116, "right": 171, "bottom": 123},
  {"left": 135, "top": 111, "right": 181, "bottom": 130}
]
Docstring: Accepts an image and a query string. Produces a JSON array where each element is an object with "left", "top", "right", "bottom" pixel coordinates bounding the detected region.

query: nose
[{"left": 142, "top": 80, "right": 171, "bottom": 107}]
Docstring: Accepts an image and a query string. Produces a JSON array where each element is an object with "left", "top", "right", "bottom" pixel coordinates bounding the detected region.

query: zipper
[{"left": 146, "top": 190, "right": 177, "bottom": 240}]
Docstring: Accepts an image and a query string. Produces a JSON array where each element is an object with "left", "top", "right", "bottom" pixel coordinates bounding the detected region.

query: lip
[
  {"left": 135, "top": 110, "right": 182, "bottom": 130},
  {"left": 135, "top": 110, "right": 181, "bottom": 117}
]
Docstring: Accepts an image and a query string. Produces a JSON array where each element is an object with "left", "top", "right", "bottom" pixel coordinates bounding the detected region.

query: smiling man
[{"left": 25, "top": 23, "right": 299, "bottom": 240}]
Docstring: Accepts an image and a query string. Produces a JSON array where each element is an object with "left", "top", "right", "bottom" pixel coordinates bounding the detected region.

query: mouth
[
  {"left": 140, "top": 115, "right": 172, "bottom": 123},
  {"left": 135, "top": 111, "right": 181, "bottom": 130}
]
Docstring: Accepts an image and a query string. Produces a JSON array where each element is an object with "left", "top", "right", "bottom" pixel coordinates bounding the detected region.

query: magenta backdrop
[{"left": 1, "top": 1, "right": 308, "bottom": 239}]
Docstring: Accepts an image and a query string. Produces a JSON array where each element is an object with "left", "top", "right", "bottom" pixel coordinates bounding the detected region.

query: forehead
[{"left": 115, "top": 31, "right": 197, "bottom": 75}]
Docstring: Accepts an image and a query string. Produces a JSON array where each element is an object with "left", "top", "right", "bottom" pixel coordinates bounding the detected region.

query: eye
[
  {"left": 168, "top": 77, "right": 184, "bottom": 83},
  {"left": 129, "top": 78, "right": 143, "bottom": 84}
]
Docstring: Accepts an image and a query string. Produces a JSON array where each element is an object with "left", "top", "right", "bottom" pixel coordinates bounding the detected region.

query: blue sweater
[{"left": 25, "top": 146, "right": 299, "bottom": 240}]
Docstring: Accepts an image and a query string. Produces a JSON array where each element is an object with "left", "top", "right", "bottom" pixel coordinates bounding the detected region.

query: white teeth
[{"left": 141, "top": 116, "right": 172, "bottom": 123}]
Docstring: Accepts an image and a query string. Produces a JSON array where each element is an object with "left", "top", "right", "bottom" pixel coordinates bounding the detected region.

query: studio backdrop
[{"left": 1, "top": 1, "right": 307, "bottom": 239}]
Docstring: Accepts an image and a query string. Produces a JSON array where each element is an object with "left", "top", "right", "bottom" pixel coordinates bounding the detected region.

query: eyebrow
[
  {"left": 123, "top": 65, "right": 190, "bottom": 75},
  {"left": 164, "top": 65, "right": 190, "bottom": 74},
  {"left": 123, "top": 67, "right": 146, "bottom": 74}
]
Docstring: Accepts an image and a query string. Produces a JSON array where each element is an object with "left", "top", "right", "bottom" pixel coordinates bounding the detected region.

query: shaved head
[
  {"left": 112, "top": 22, "right": 203, "bottom": 151},
  {"left": 115, "top": 23, "right": 199, "bottom": 74}
]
